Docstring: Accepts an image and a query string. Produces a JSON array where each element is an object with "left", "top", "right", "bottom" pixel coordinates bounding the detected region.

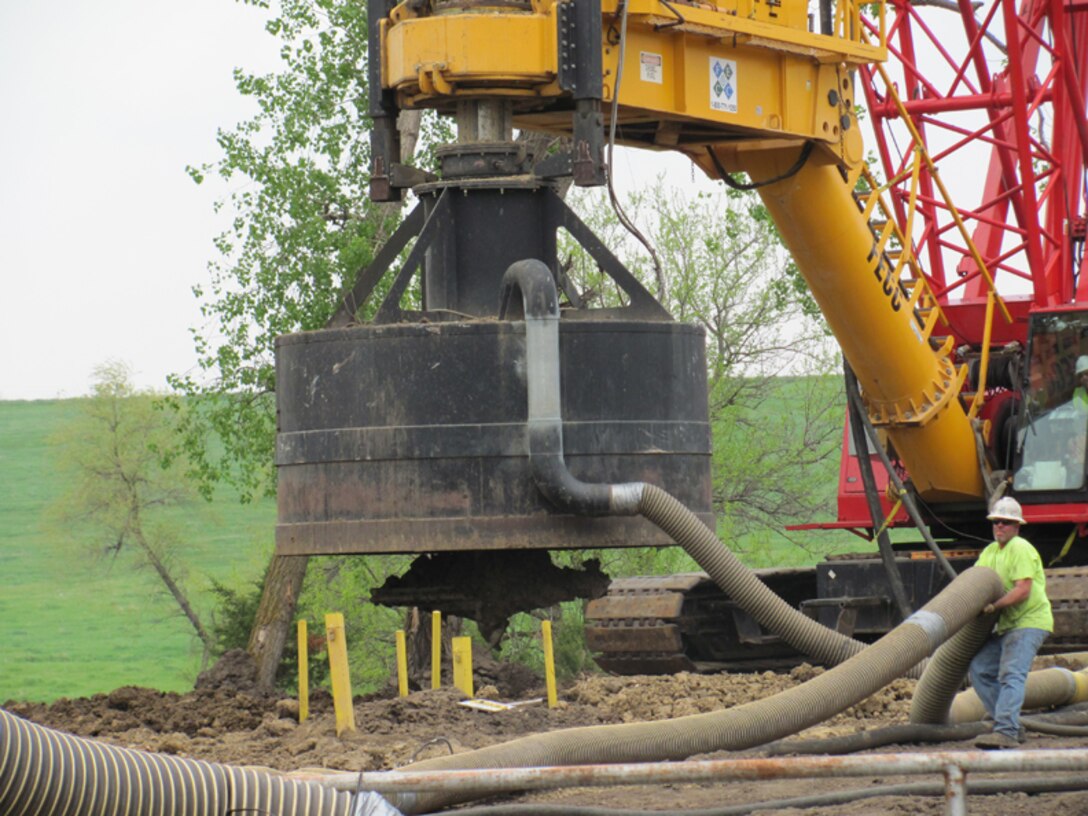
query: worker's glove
[{"left": 982, "top": 603, "right": 997, "bottom": 616}]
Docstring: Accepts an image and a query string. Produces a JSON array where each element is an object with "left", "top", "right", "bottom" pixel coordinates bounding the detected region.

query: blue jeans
[{"left": 968, "top": 627, "right": 1049, "bottom": 739}]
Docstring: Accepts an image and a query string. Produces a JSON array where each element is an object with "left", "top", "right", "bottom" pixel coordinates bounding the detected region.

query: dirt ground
[{"left": 5, "top": 651, "right": 1088, "bottom": 815}]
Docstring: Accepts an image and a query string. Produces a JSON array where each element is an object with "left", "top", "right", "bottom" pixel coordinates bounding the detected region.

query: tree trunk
[
  {"left": 247, "top": 554, "right": 309, "bottom": 690},
  {"left": 133, "top": 524, "right": 215, "bottom": 670}
]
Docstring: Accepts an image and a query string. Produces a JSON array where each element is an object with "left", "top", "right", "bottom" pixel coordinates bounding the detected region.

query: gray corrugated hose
[
  {"left": 499, "top": 259, "right": 890, "bottom": 674},
  {"left": 947, "top": 667, "right": 1088, "bottom": 723},
  {"left": 387, "top": 566, "right": 1003, "bottom": 814},
  {"left": 911, "top": 621, "right": 1088, "bottom": 724},
  {"left": 0, "top": 706, "right": 361, "bottom": 816}
]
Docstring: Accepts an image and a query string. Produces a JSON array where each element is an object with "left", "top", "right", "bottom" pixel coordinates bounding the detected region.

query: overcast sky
[
  {"left": 0, "top": 0, "right": 277, "bottom": 400},
  {"left": 0, "top": 1, "right": 719, "bottom": 401}
]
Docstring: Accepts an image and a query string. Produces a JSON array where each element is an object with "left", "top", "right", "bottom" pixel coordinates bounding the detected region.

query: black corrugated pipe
[
  {"left": 499, "top": 259, "right": 895, "bottom": 672},
  {"left": 0, "top": 707, "right": 360, "bottom": 816}
]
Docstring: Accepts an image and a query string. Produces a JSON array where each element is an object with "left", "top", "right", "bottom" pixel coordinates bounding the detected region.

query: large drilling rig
[{"left": 274, "top": 0, "right": 1088, "bottom": 671}]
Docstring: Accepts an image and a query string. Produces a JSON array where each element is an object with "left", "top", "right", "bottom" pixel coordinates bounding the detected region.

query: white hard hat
[
  {"left": 987, "top": 496, "right": 1026, "bottom": 525},
  {"left": 1077, "top": 355, "right": 1088, "bottom": 376}
]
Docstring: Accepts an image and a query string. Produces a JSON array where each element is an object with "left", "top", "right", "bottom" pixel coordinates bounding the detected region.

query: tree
[
  {"left": 165, "top": 0, "right": 454, "bottom": 688},
  {"left": 167, "top": 0, "right": 449, "bottom": 503},
  {"left": 561, "top": 182, "right": 842, "bottom": 545},
  {"left": 52, "top": 362, "right": 215, "bottom": 668}
]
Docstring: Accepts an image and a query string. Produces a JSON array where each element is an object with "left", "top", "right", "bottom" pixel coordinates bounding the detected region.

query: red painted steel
[{"left": 860, "top": 0, "right": 1087, "bottom": 315}]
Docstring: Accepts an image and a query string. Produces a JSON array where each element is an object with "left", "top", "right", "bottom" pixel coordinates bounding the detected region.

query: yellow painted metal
[
  {"left": 595, "top": 28, "right": 849, "bottom": 142},
  {"left": 325, "top": 612, "right": 357, "bottom": 735},
  {"left": 384, "top": 12, "right": 557, "bottom": 101},
  {"left": 541, "top": 620, "right": 558, "bottom": 709},
  {"left": 731, "top": 147, "right": 984, "bottom": 502},
  {"left": 872, "top": 62, "right": 1010, "bottom": 325},
  {"left": 968, "top": 291, "right": 997, "bottom": 420},
  {"left": 395, "top": 630, "right": 410, "bottom": 698},
  {"left": 452, "top": 636, "right": 474, "bottom": 697},
  {"left": 431, "top": 610, "right": 442, "bottom": 690},
  {"left": 383, "top": 0, "right": 885, "bottom": 153},
  {"left": 377, "top": 0, "right": 989, "bottom": 501},
  {"left": 297, "top": 619, "right": 309, "bottom": 724}
]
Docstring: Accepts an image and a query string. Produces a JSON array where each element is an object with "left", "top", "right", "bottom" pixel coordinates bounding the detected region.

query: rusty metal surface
[
  {"left": 600, "top": 573, "right": 708, "bottom": 593},
  {"left": 306, "top": 750, "right": 1088, "bottom": 794},
  {"left": 585, "top": 570, "right": 819, "bottom": 675},
  {"left": 583, "top": 591, "right": 686, "bottom": 619},
  {"left": 1047, "top": 567, "right": 1088, "bottom": 600},
  {"left": 584, "top": 623, "right": 683, "bottom": 653},
  {"left": 275, "top": 514, "right": 716, "bottom": 556},
  {"left": 1046, "top": 567, "right": 1088, "bottom": 642}
]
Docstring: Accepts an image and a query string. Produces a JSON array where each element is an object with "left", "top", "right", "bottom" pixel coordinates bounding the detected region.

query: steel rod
[{"left": 290, "top": 749, "right": 1088, "bottom": 795}]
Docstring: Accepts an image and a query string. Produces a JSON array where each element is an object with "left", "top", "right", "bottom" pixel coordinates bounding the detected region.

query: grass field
[
  {"left": 0, "top": 399, "right": 274, "bottom": 703},
  {"left": 0, "top": 382, "right": 854, "bottom": 703}
]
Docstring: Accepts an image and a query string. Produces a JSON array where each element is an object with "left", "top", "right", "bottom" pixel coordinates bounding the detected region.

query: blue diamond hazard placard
[{"left": 709, "top": 57, "right": 737, "bottom": 113}]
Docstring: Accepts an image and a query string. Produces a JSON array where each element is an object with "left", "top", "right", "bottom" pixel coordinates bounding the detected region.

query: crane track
[{"left": 586, "top": 566, "right": 1088, "bottom": 675}]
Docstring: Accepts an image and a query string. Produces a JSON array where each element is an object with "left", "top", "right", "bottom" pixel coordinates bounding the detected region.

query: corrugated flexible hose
[
  {"left": 911, "top": 620, "right": 1088, "bottom": 724},
  {"left": 502, "top": 258, "right": 928, "bottom": 679},
  {"left": 388, "top": 565, "right": 1003, "bottom": 815},
  {"left": 0, "top": 706, "right": 357, "bottom": 816},
  {"left": 638, "top": 482, "right": 888, "bottom": 671}
]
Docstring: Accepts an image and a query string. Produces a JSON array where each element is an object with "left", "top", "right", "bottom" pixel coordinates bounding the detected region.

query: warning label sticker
[
  {"left": 709, "top": 57, "right": 737, "bottom": 113},
  {"left": 640, "top": 51, "right": 663, "bottom": 84}
]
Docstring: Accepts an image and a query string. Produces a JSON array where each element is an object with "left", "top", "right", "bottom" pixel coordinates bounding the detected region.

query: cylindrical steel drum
[{"left": 275, "top": 319, "right": 712, "bottom": 555}]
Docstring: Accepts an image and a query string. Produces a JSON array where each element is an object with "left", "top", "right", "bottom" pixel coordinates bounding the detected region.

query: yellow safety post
[
  {"left": 431, "top": 610, "right": 442, "bottom": 689},
  {"left": 395, "top": 630, "right": 409, "bottom": 698},
  {"left": 452, "top": 636, "right": 474, "bottom": 697},
  {"left": 325, "top": 613, "right": 356, "bottom": 735},
  {"left": 297, "top": 619, "right": 309, "bottom": 723},
  {"left": 541, "top": 620, "right": 558, "bottom": 709}
]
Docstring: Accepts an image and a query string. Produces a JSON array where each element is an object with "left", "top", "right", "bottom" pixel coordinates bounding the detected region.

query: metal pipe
[
  {"left": 944, "top": 763, "right": 967, "bottom": 816},
  {"left": 386, "top": 775, "right": 1088, "bottom": 816},
  {"left": 294, "top": 750, "right": 1088, "bottom": 795},
  {"left": 498, "top": 259, "right": 639, "bottom": 517}
]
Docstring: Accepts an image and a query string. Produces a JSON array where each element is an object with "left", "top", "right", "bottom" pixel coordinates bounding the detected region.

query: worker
[
  {"left": 1075, "top": 355, "right": 1088, "bottom": 408},
  {"left": 970, "top": 496, "right": 1054, "bottom": 750}
]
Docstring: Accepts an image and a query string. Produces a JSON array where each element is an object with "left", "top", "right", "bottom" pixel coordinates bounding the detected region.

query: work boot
[{"left": 974, "top": 731, "right": 1019, "bottom": 750}]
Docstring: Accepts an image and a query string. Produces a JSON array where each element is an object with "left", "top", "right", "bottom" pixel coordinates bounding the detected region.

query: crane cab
[{"left": 1014, "top": 309, "right": 1088, "bottom": 498}]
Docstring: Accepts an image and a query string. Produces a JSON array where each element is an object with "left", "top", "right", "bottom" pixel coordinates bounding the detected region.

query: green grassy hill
[
  {"left": 0, "top": 400, "right": 274, "bottom": 703},
  {"left": 0, "top": 377, "right": 851, "bottom": 703}
]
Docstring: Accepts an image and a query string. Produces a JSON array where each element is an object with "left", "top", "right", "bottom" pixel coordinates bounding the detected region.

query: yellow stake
[
  {"left": 452, "top": 636, "right": 474, "bottom": 697},
  {"left": 395, "top": 630, "right": 409, "bottom": 698},
  {"left": 542, "top": 620, "right": 558, "bottom": 709},
  {"left": 297, "top": 619, "right": 309, "bottom": 723},
  {"left": 325, "top": 613, "right": 356, "bottom": 735},
  {"left": 432, "top": 610, "right": 442, "bottom": 690}
]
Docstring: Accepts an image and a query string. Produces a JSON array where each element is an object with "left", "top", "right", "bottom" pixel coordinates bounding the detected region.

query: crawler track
[{"left": 586, "top": 565, "right": 1088, "bottom": 675}]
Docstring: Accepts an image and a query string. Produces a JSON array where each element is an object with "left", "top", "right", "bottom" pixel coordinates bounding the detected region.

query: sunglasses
[{"left": 992, "top": 519, "right": 1017, "bottom": 527}]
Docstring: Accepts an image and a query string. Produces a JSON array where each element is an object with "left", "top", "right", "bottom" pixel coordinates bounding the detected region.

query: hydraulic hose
[
  {"left": 499, "top": 259, "right": 903, "bottom": 674},
  {"left": 766, "top": 722, "right": 990, "bottom": 755},
  {"left": 419, "top": 773, "right": 1088, "bottom": 816},
  {"left": 387, "top": 566, "right": 1003, "bottom": 814},
  {"left": 0, "top": 707, "right": 357, "bottom": 816}
]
